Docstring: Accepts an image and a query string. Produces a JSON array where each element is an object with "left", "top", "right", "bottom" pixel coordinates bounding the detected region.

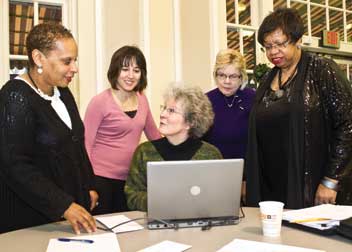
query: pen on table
[
  {"left": 290, "top": 218, "right": 331, "bottom": 224},
  {"left": 57, "top": 238, "right": 94, "bottom": 244}
]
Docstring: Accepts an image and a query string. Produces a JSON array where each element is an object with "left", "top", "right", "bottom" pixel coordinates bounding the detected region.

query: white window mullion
[
  {"left": 235, "top": 0, "right": 239, "bottom": 24},
  {"left": 33, "top": 1, "right": 39, "bottom": 25},
  {"left": 325, "top": 6, "right": 330, "bottom": 31},
  {"left": 343, "top": 0, "right": 347, "bottom": 42},
  {"left": 307, "top": 2, "right": 312, "bottom": 39},
  {"left": 239, "top": 28, "right": 244, "bottom": 55}
]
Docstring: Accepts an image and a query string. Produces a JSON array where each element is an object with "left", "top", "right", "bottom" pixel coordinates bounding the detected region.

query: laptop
[{"left": 146, "top": 159, "right": 243, "bottom": 230}]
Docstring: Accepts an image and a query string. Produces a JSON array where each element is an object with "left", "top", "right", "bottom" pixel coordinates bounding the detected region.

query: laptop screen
[{"left": 147, "top": 159, "right": 243, "bottom": 227}]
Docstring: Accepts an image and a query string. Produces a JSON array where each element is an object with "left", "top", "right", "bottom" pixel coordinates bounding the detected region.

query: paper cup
[{"left": 259, "top": 201, "right": 284, "bottom": 237}]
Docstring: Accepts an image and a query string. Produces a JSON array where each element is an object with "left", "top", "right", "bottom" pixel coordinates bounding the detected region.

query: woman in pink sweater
[{"left": 84, "top": 46, "right": 161, "bottom": 214}]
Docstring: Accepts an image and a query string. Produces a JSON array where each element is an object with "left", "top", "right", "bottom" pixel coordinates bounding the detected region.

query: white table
[{"left": 0, "top": 207, "right": 351, "bottom": 252}]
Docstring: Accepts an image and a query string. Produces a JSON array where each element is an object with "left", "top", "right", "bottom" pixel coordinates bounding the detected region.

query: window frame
[
  {"left": 1, "top": 0, "right": 76, "bottom": 86},
  {"left": 288, "top": 0, "right": 352, "bottom": 43},
  {"left": 226, "top": 0, "right": 262, "bottom": 85}
]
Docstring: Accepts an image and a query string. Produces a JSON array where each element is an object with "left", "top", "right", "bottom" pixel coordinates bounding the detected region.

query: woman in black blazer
[{"left": 0, "top": 23, "right": 98, "bottom": 234}]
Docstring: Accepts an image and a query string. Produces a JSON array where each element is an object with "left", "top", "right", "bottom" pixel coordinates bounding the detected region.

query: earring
[
  {"left": 37, "top": 66, "right": 43, "bottom": 74},
  {"left": 297, "top": 44, "right": 301, "bottom": 49}
]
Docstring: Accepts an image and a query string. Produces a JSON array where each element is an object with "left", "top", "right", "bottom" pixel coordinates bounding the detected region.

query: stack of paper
[
  {"left": 96, "top": 214, "right": 144, "bottom": 233},
  {"left": 282, "top": 204, "right": 352, "bottom": 230}
]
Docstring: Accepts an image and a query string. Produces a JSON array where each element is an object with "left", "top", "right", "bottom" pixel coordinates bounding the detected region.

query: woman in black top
[
  {"left": 0, "top": 23, "right": 98, "bottom": 234},
  {"left": 245, "top": 8, "right": 352, "bottom": 209}
]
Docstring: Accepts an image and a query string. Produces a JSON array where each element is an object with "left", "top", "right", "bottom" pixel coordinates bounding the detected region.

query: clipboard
[
  {"left": 282, "top": 204, "right": 352, "bottom": 236},
  {"left": 282, "top": 219, "right": 337, "bottom": 236},
  {"left": 337, "top": 217, "right": 352, "bottom": 240}
]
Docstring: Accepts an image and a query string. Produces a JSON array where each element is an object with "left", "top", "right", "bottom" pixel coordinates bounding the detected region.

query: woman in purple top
[
  {"left": 84, "top": 46, "right": 161, "bottom": 214},
  {"left": 203, "top": 49, "right": 255, "bottom": 159}
]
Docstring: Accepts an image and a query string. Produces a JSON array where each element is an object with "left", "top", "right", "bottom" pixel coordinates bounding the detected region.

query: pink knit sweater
[{"left": 84, "top": 89, "right": 161, "bottom": 180}]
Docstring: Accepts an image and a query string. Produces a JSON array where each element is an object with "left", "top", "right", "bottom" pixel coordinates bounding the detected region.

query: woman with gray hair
[{"left": 125, "top": 84, "right": 222, "bottom": 211}]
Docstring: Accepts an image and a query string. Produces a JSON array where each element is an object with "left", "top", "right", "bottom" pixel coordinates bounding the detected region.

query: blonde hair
[
  {"left": 163, "top": 83, "right": 214, "bottom": 138},
  {"left": 213, "top": 49, "right": 248, "bottom": 89}
]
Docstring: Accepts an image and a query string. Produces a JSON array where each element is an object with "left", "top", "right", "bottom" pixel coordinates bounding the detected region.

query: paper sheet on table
[
  {"left": 96, "top": 214, "right": 144, "bottom": 233},
  {"left": 282, "top": 204, "right": 352, "bottom": 230},
  {"left": 137, "top": 240, "right": 191, "bottom": 252},
  {"left": 216, "top": 239, "right": 325, "bottom": 252},
  {"left": 46, "top": 233, "right": 120, "bottom": 252},
  {"left": 283, "top": 204, "right": 352, "bottom": 221}
]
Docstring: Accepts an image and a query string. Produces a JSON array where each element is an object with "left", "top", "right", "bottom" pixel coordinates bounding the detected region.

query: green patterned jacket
[{"left": 124, "top": 140, "right": 223, "bottom": 211}]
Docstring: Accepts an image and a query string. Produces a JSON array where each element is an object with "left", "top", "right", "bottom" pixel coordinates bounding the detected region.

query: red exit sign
[{"left": 321, "top": 30, "right": 340, "bottom": 48}]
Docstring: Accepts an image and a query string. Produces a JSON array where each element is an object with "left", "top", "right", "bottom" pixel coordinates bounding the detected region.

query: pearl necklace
[{"left": 27, "top": 71, "right": 54, "bottom": 98}]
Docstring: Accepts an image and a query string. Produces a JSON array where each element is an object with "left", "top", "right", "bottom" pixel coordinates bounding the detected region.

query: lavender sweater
[
  {"left": 203, "top": 87, "right": 255, "bottom": 159},
  {"left": 84, "top": 89, "right": 161, "bottom": 180}
]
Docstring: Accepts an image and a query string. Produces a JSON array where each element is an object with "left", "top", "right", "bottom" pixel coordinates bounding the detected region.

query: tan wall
[
  {"left": 180, "top": 0, "right": 227, "bottom": 93},
  {"left": 77, "top": 0, "right": 96, "bottom": 115},
  {"left": 148, "top": 0, "right": 176, "bottom": 125},
  {"left": 102, "top": 0, "right": 141, "bottom": 91},
  {"left": 76, "top": 0, "right": 227, "bottom": 121},
  {"left": 77, "top": 0, "right": 142, "bottom": 116},
  {"left": 180, "top": 0, "right": 212, "bottom": 92}
]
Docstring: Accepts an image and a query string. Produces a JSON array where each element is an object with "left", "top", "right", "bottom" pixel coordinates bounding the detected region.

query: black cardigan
[
  {"left": 245, "top": 51, "right": 352, "bottom": 209},
  {"left": 0, "top": 79, "right": 95, "bottom": 233}
]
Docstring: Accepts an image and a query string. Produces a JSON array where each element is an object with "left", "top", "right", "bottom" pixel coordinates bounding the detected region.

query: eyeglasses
[
  {"left": 216, "top": 72, "right": 242, "bottom": 81},
  {"left": 160, "top": 105, "right": 183, "bottom": 116},
  {"left": 261, "top": 39, "right": 290, "bottom": 52}
]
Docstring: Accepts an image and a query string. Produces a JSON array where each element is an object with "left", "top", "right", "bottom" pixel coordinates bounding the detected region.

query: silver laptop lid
[{"left": 147, "top": 159, "right": 243, "bottom": 220}]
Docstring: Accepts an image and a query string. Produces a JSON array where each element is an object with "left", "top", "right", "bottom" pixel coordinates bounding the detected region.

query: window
[
  {"left": 226, "top": 0, "right": 257, "bottom": 86},
  {"left": 8, "top": 0, "right": 65, "bottom": 78},
  {"left": 274, "top": 0, "right": 352, "bottom": 43}
]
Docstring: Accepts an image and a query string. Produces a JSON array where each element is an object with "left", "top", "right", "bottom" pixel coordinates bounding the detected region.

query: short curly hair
[
  {"left": 213, "top": 49, "right": 248, "bottom": 89},
  {"left": 258, "top": 8, "right": 304, "bottom": 46},
  {"left": 163, "top": 84, "right": 214, "bottom": 138},
  {"left": 26, "top": 23, "right": 74, "bottom": 67},
  {"left": 107, "top": 45, "right": 147, "bottom": 92}
]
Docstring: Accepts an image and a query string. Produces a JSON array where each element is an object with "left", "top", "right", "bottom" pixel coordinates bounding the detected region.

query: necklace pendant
[
  {"left": 224, "top": 94, "right": 237, "bottom": 108},
  {"left": 275, "top": 89, "right": 284, "bottom": 98}
]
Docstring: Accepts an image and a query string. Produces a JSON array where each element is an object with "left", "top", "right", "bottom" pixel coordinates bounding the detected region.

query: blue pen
[{"left": 57, "top": 238, "right": 94, "bottom": 244}]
